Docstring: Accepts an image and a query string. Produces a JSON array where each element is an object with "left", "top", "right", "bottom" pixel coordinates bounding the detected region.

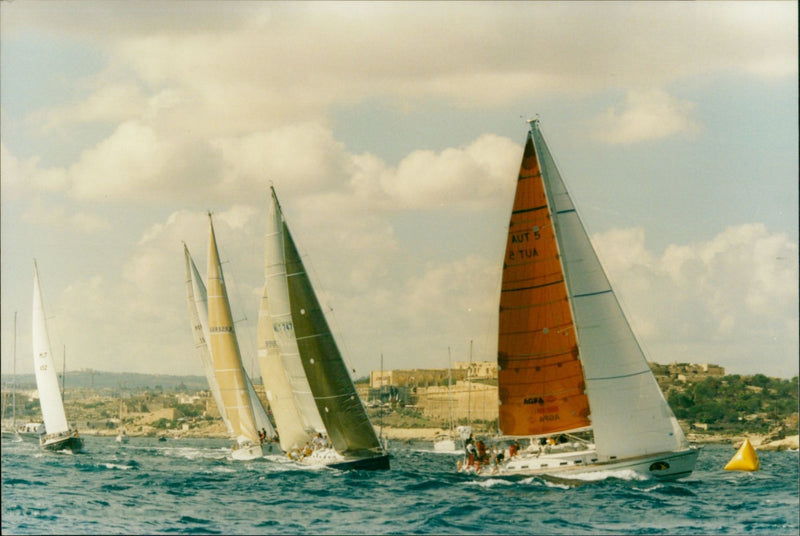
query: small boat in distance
[
  {"left": 115, "top": 397, "right": 129, "bottom": 444},
  {"left": 1, "top": 312, "right": 22, "bottom": 441},
  {"left": 458, "top": 120, "right": 698, "bottom": 480},
  {"left": 432, "top": 348, "right": 460, "bottom": 453},
  {"left": 32, "top": 261, "right": 83, "bottom": 453}
]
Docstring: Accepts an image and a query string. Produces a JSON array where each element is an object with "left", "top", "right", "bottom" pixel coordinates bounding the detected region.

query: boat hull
[
  {"left": 328, "top": 453, "right": 391, "bottom": 471},
  {"left": 293, "top": 447, "right": 390, "bottom": 471},
  {"left": 231, "top": 443, "right": 265, "bottom": 461},
  {"left": 41, "top": 435, "right": 83, "bottom": 453},
  {"left": 433, "top": 436, "right": 457, "bottom": 452},
  {"left": 461, "top": 446, "right": 699, "bottom": 481}
]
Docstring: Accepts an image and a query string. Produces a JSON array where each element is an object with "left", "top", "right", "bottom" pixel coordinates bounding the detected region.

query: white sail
[
  {"left": 184, "top": 244, "right": 234, "bottom": 436},
  {"left": 257, "top": 280, "right": 311, "bottom": 452},
  {"left": 531, "top": 121, "right": 688, "bottom": 458},
  {"left": 32, "top": 262, "right": 69, "bottom": 436},
  {"left": 264, "top": 194, "right": 326, "bottom": 434},
  {"left": 244, "top": 370, "right": 276, "bottom": 439},
  {"left": 206, "top": 215, "right": 260, "bottom": 445}
]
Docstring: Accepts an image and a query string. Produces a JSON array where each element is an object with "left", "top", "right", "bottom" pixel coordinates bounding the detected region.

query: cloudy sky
[{"left": 1, "top": 1, "right": 797, "bottom": 382}]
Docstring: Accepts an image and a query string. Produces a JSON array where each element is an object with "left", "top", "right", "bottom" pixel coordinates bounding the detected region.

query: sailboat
[
  {"left": 183, "top": 243, "right": 277, "bottom": 453},
  {"left": 32, "top": 261, "right": 83, "bottom": 452},
  {"left": 205, "top": 214, "right": 278, "bottom": 460},
  {"left": 459, "top": 119, "right": 698, "bottom": 480},
  {"left": 115, "top": 395, "right": 129, "bottom": 444},
  {"left": 265, "top": 187, "right": 389, "bottom": 470},
  {"left": 1, "top": 312, "right": 21, "bottom": 440},
  {"left": 433, "top": 348, "right": 459, "bottom": 452}
]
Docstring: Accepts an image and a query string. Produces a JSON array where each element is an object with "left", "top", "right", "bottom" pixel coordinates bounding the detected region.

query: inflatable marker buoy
[{"left": 724, "top": 438, "right": 759, "bottom": 471}]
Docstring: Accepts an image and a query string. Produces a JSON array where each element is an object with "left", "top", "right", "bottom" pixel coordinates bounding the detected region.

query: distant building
[
  {"left": 369, "top": 368, "right": 467, "bottom": 389},
  {"left": 453, "top": 361, "right": 496, "bottom": 379}
]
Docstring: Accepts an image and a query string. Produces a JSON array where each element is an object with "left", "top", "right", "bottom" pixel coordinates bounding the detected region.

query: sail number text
[
  {"left": 273, "top": 322, "right": 293, "bottom": 333},
  {"left": 508, "top": 230, "right": 539, "bottom": 261}
]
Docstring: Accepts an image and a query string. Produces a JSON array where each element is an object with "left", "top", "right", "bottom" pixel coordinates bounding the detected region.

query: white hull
[
  {"left": 290, "top": 447, "right": 390, "bottom": 471},
  {"left": 230, "top": 443, "right": 264, "bottom": 461},
  {"left": 116, "top": 434, "right": 129, "bottom": 444},
  {"left": 459, "top": 446, "right": 699, "bottom": 481},
  {"left": 434, "top": 439, "right": 456, "bottom": 452}
]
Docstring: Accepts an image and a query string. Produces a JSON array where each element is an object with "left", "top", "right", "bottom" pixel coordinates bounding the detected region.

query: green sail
[{"left": 282, "top": 222, "right": 383, "bottom": 458}]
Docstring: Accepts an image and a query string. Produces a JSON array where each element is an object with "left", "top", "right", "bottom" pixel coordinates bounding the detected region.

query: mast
[
  {"left": 12, "top": 311, "right": 17, "bottom": 429},
  {"left": 447, "top": 347, "right": 454, "bottom": 434},
  {"left": 61, "top": 345, "right": 66, "bottom": 396},
  {"left": 379, "top": 353, "right": 384, "bottom": 443},
  {"left": 467, "top": 340, "right": 472, "bottom": 426}
]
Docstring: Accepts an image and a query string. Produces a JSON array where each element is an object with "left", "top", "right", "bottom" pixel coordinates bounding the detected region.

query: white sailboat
[
  {"left": 1, "top": 312, "right": 21, "bottom": 440},
  {"left": 433, "top": 347, "right": 459, "bottom": 452},
  {"left": 32, "top": 261, "right": 83, "bottom": 452},
  {"left": 459, "top": 120, "right": 698, "bottom": 480},
  {"left": 266, "top": 188, "right": 389, "bottom": 470},
  {"left": 115, "top": 394, "right": 129, "bottom": 444},
  {"left": 205, "top": 214, "right": 272, "bottom": 461},
  {"left": 184, "top": 243, "right": 278, "bottom": 453}
]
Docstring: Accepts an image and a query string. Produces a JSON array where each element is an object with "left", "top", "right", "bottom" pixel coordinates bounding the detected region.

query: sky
[{"left": 1, "top": 1, "right": 797, "bottom": 382}]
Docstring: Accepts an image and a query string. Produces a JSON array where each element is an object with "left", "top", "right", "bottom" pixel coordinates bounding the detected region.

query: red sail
[{"left": 497, "top": 132, "right": 590, "bottom": 437}]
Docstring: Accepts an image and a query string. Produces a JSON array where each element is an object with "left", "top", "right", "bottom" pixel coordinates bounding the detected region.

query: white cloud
[
  {"left": 593, "top": 223, "right": 799, "bottom": 377},
  {"left": 592, "top": 89, "right": 701, "bottom": 144},
  {"left": 1, "top": 143, "right": 68, "bottom": 198},
  {"left": 8, "top": 2, "right": 795, "bottom": 140},
  {"left": 384, "top": 134, "right": 520, "bottom": 209}
]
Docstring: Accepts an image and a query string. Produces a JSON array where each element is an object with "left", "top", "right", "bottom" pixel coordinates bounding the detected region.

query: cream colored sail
[
  {"left": 187, "top": 243, "right": 275, "bottom": 441},
  {"left": 32, "top": 261, "right": 70, "bottom": 436},
  {"left": 264, "top": 194, "right": 325, "bottom": 433},
  {"left": 184, "top": 244, "right": 233, "bottom": 436},
  {"left": 257, "top": 281, "right": 310, "bottom": 452},
  {"left": 206, "top": 214, "right": 259, "bottom": 445}
]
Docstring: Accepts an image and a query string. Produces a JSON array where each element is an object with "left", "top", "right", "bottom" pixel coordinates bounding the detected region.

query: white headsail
[
  {"left": 32, "top": 261, "right": 70, "bottom": 437},
  {"left": 264, "top": 194, "right": 326, "bottom": 434},
  {"left": 530, "top": 121, "right": 688, "bottom": 458},
  {"left": 257, "top": 275, "right": 311, "bottom": 452}
]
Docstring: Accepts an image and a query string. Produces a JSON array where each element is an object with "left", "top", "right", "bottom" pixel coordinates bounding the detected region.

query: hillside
[{"left": 3, "top": 368, "right": 797, "bottom": 446}]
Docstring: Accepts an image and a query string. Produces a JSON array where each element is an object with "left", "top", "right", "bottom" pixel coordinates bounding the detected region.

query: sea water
[{"left": 1, "top": 436, "right": 797, "bottom": 534}]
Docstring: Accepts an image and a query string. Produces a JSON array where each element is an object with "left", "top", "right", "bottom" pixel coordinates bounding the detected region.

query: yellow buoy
[{"left": 724, "top": 438, "right": 760, "bottom": 471}]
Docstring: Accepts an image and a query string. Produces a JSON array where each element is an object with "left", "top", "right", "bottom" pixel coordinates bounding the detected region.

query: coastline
[{"left": 80, "top": 425, "right": 799, "bottom": 452}]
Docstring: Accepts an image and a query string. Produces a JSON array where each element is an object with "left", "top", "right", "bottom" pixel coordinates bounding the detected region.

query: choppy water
[{"left": 1, "top": 435, "right": 798, "bottom": 534}]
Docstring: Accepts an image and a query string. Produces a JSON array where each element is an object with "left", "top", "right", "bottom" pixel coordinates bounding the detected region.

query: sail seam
[
  {"left": 502, "top": 281, "right": 564, "bottom": 294},
  {"left": 585, "top": 369, "right": 650, "bottom": 381},
  {"left": 572, "top": 289, "right": 612, "bottom": 299},
  {"left": 296, "top": 333, "right": 328, "bottom": 341},
  {"left": 511, "top": 204, "right": 548, "bottom": 215}
]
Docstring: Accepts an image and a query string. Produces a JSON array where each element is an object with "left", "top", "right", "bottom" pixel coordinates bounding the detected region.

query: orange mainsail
[{"left": 497, "top": 132, "right": 591, "bottom": 437}]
